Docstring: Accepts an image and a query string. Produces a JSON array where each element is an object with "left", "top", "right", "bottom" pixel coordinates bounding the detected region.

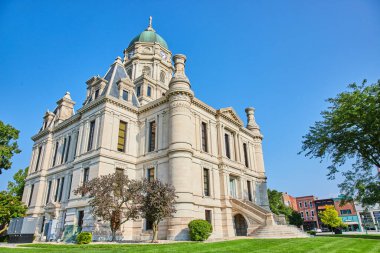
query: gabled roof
[{"left": 217, "top": 107, "right": 244, "bottom": 126}]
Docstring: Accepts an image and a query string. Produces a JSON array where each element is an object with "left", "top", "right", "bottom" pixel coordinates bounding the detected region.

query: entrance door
[{"left": 234, "top": 214, "right": 248, "bottom": 236}]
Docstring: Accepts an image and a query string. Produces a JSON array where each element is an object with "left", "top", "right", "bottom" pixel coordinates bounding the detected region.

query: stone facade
[{"left": 22, "top": 20, "right": 273, "bottom": 241}]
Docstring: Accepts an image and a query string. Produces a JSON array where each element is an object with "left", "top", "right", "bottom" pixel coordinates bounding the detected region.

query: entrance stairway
[{"left": 230, "top": 198, "right": 309, "bottom": 238}]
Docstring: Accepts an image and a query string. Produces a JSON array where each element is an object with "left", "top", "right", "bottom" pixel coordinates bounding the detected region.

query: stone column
[{"left": 166, "top": 54, "right": 195, "bottom": 240}]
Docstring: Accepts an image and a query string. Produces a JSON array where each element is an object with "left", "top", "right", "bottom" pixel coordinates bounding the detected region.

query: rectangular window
[
  {"left": 87, "top": 120, "right": 95, "bottom": 151},
  {"left": 300, "top": 212, "right": 304, "bottom": 218},
  {"left": 340, "top": 209, "right": 352, "bottom": 215},
  {"left": 247, "top": 180, "right": 252, "bottom": 201},
  {"left": 40, "top": 216, "right": 45, "bottom": 234},
  {"left": 148, "top": 121, "right": 156, "bottom": 152},
  {"left": 136, "top": 86, "right": 141, "bottom": 96},
  {"left": 299, "top": 202, "right": 302, "bottom": 208},
  {"left": 147, "top": 168, "right": 155, "bottom": 182},
  {"left": 58, "top": 177, "right": 65, "bottom": 202},
  {"left": 74, "top": 131, "right": 79, "bottom": 159},
  {"left": 311, "top": 210, "right": 314, "bottom": 217},
  {"left": 306, "top": 211, "right": 309, "bottom": 217},
  {"left": 46, "top": 181, "right": 52, "bottom": 204},
  {"left": 67, "top": 175, "right": 73, "bottom": 200},
  {"left": 146, "top": 219, "right": 153, "bottom": 230},
  {"left": 122, "top": 90, "right": 128, "bottom": 101},
  {"left": 309, "top": 201, "right": 313, "bottom": 208},
  {"left": 201, "top": 122, "right": 208, "bottom": 152},
  {"left": 94, "top": 89, "right": 99, "bottom": 99},
  {"left": 147, "top": 86, "right": 152, "bottom": 97},
  {"left": 34, "top": 146, "right": 42, "bottom": 171},
  {"left": 52, "top": 142, "right": 59, "bottom": 166},
  {"left": 117, "top": 121, "right": 127, "bottom": 152},
  {"left": 83, "top": 168, "right": 90, "bottom": 185},
  {"left": 78, "top": 210, "right": 84, "bottom": 228},
  {"left": 243, "top": 143, "right": 249, "bottom": 167},
  {"left": 54, "top": 178, "right": 60, "bottom": 202},
  {"left": 116, "top": 167, "right": 124, "bottom": 175},
  {"left": 304, "top": 202, "right": 307, "bottom": 208},
  {"left": 205, "top": 210, "right": 212, "bottom": 224},
  {"left": 203, "top": 168, "right": 210, "bottom": 196},
  {"left": 61, "top": 138, "right": 67, "bottom": 164},
  {"left": 224, "top": 133, "right": 231, "bottom": 159},
  {"left": 65, "top": 136, "right": 71, "bottom": 163},
  {"left": 28, "top": 184, "right": 34, "bottom": 207}
]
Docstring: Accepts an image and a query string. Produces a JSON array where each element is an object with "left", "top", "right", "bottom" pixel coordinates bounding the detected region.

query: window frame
[
  {"left": 28, "top": 184, "right": 34, "bottom": 207},
  {"left": 203, "top": 168, "right": 210, "bottom": 197},
  {"left": 148, "top": 121, "right": 156, "bottom": 152},
  {"left": 243, "top": 143, "right": 249, "bottom": 168},
  {"left": 87, "top": 120, "right": 95, "bottom": 152},
  {"left": 224, "top": 133, "right": 231, "bottom": 159},
  {"left": 201, "top": 122, "right": 208, "bottom": 153},
  {"left": 117, "top": 121, "right": 127, "bottom": 152}
]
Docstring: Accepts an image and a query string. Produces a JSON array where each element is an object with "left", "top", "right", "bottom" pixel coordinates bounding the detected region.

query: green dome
[{"left": 128, "top": 30, "right": 168, "bottom": 49}]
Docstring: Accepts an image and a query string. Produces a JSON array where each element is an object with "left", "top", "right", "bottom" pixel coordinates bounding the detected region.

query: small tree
[
  {"left": 74, "top": 173, "right": 143, "bottom": 241},
  {"left": 319, "top": 205, "right": 347, "bottom": 234},
  {"left": 0, "top": 120, "right": 21, "bottom": 174},
  {"left": 140, "top": 179, "right": 177, "bottom": 242},
  {"left": 7, "top": 167, "right": 28, "bottom": 198},
  {"left": 0, "top": 191, "right": 27, "bottom": 234},
  {"left": 288, "top": 210, "right": 303, "bottom": 228}
]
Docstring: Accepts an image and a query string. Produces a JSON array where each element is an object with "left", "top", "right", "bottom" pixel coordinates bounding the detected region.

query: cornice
[{"left": 192, "top": 98, "right": 217, "bottom": 116}]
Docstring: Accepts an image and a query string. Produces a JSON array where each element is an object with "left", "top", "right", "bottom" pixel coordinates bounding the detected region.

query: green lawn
[{"left": 1, "top": 236, "right": 379, "bottom": 253}]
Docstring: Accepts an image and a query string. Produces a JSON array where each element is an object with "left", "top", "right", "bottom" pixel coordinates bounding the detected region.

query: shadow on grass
[{"left": 317, "top": 234, "right": 380, "bottom": 240}]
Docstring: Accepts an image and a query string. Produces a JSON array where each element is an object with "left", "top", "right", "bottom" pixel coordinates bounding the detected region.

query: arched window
[{"left": 160, "top": 71, "right": 165, "bottom": 82}]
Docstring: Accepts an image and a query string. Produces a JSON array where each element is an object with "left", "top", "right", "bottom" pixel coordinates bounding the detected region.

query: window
[
  {"left": 34, "top": 146, "right": 42, "bottom": 171},
  {"left": 203, "top": 168, "right": 210, "bottom": 196},
  {"left": 243, "top": 143, "right": 249, "bottom": 167},
  {"left": 82, "top": 168, "right": 89, "bottom": 196},
  {"left": 67, "top": 175, "right": 73, "bottom": 200},
  {"left": 300, "top": 212, "right": 304, "bottom": 218},
  {"left": 205, "top": 210, "right": 212, "bottom": 224},
  {"left": 117, "top": 121, "right": 127, "bottom": 152},
  {"left": 340, "top": 209, "right": 352, "bottom": 215},
  {"left": 160, "top": 71, "right": 165, "bottom": 82},
  {"left": 146, "top": 219, "right": 153, "bottom": 230},
  {"left": 306, "top": 211, "right": 309, "bottom": 217},
  {"left": 148, "top": 121, "right": 156, "bottom": 152},
  {"left": 311, "top": 210, "right": 314, "bottom": 217},
  {"left": 147, "top": 168, "right": 155, "bottom": 182},
  {"left": 87, "top": 120, "right": 95, "bottom": 151},
  {"left": 247, "top": 180, "right": 252, "bottom": 201},
  {"left": 94, "top": 89, "right": 99, "bottom": 99},
  {"left": 46, "top": 181, "right": 52, "bottom": 204},
  {"left": 309, "top": 201, "right": 313, "bottom": 208},
  {"left": 224, "top": 133, "right": 231, "bottom": 159},
  {"left": 122, "top": 90, "right": 128, "bottom": 101},
  {"left": 78, "top": 210, "right": 84, "bottom": 229},
  {"left": 40, "top": 216, "right": 45, "bottom": 234},
  {"left": 201, "top": 122, "right": 208, "bottom": 152},
  {"left": 147, "top": 86, "right": 152, "bottom": 97},
  {"left": 304, "top": 202, "right": 307, "bottom": 208},
  {"left": 58, "top": 177, "right": 65, "bottom": 202},
  {"left": 52, "top": 142, "right": 59, "bottom": 166},
  {"left": 61, "top": 138, "right": 67, "bottom": 164},
  {"left": 299, "top": 202, "right": 302, "bottom": 208},
  {"left": 28, "top": 184, "right": 34, "bottom": 207},
  {"left": 65, "top": 136, "right": 71, "bottom": 163},
  {"left": 116, "top": 167, "right": 124, "bottom": 175},
  {"left": 54, "top": 178, "right": 60, "bottom": 202},
  {"left": 136, "top": 86, "right": 141, "bottom": 96},
  {"left": 73, "top": 132, "right": 79, "bottom": 159}
]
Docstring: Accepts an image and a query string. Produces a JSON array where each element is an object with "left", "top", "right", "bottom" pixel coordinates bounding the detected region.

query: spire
[{"left": 146, "top": 16, "right": 155, "bottom": 32}]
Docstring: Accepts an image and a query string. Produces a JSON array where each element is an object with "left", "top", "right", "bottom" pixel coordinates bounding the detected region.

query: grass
[{"left": 0, "top": 236, "right": 379, "bottom": 253}]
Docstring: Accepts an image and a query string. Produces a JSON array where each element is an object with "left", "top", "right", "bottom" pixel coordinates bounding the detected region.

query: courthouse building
[{"left": 22, "top": 19, "right": 304, "bottom": 241}]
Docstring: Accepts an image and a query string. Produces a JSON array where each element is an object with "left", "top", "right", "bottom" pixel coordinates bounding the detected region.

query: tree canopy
[
  {"left": 0, "top": 191, "right": 27, "bottom": 234},
  {"left": 7, "top": 167, "right": 28, "bottom": 198},
  {"left": 319, "top": 205, "right": 347, "bottom": 233},
  {"left": 300, "top": 80, "right": 380, "bottom": 205},
  {"left": 0, "top": 120, "right": 21, "bottom": 174}
]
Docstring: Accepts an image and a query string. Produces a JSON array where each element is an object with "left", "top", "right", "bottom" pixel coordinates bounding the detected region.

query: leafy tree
[
  {"left": 288, "top": 210, "right": 303, "bottom": 228},
  {"left": 0, "top": 120, "right": 21, "bottom": 174},
  {"left": 140, "top": 179, "right": 177, "bottom": 242},
  {"left": 7, "top": 167, "right": 28, "bottom": 198},
  {"left": 319, "top": 205, "right": 347, "bottom": 233},
  {"left": 0, "top": 191, "right": 27, "bottom": 234},
  {"left": 74, "top": 173, "right": 143, "bottom": 241},
  {"left": 300, "top": 80, "right": 380, "bottom": 205},
  {"left": 267, "top": 189, "right": 292, "bottom": 217}
]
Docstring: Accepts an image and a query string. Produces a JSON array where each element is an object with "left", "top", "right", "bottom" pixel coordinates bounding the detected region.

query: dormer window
[
  {"left": 122, "top": 90, "right": 128, "bottom": 101},
  {"left": 147, "top": 86, "right": 152, "bottom": 97},
  {"left": 94, "top": 89, "right": 100, "bottom": 99},
  {"left": 137, "top": 86, "right": 141, "bottom": 97}
]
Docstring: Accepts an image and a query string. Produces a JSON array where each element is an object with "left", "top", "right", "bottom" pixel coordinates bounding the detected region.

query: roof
[{"left": 128, "top": 17, "right": 168, "bottom": 49}]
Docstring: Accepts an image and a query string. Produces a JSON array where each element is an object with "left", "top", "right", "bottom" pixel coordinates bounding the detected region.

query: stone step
[{"left": 250, "top": 225, "right": 309, "bottom": 239}]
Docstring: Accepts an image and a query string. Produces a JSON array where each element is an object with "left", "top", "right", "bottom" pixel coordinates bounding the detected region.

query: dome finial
[{"left": 146, "top": 16, "right": 155, "bottom": 31}]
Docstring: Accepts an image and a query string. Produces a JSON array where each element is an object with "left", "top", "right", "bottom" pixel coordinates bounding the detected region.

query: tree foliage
[
  {"left": 288, "top": 210, "right": 304, "bottom": 228},
  {"left": 0, "top": 120, "right": 21, "bottom": 174},
  {"left": 319, "top": 205, "right": 347, "bottom": 233},
  {"left": 74, "top": 173, "right": 143, "bottom": 241},
  {"left": 300, "top": 80, "right": 380, "bottom": 205},
  {"left": 140, "top": 179, "right": 177, "bottom": 242},
  {"left": 267, "top": 189, "right": 292, "bottom": 216},
  {"left": 0, "top": 191, "right": 27, "bottom": 234},
  {"left": 188, "top": 219, "right": 213, "bottom": 241},
  {"left": 7, "top": 167, "right": 28, "bottom": 198}
]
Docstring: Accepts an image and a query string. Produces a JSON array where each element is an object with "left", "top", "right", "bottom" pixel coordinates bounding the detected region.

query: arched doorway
[{"left": 234, "top": 214, "right": 248, "bottom": 236}]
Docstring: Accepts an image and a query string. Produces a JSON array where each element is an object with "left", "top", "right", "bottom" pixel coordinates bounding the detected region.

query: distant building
[
  {"left": 282, "top": 192, "right": 297, "bottom": 210},
  {"left": 314, "top": 198, "right": 335, "bottom": 231},
  {"left": 296, "top": 196, "right": 318, "bottom": 231},
  {"left": 355, "top": 203, "right": 380, "bottom": 232},
  {"left": 333, "top": 196, "right": 360, "bottom": 232}
]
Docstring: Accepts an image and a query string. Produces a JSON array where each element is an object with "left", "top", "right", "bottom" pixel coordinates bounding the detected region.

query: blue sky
[{"left": 0, "top": 0, "right": 379, "bottom": 198}]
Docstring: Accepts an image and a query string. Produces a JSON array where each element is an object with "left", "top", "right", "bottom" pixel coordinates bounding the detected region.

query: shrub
[
  {"left": 76, "top": 232, "right": 92, "bottom": 244},
  {"left": 307, "top": 231, "right": 316, "bottom": 236},
  {"left": 0, "top": 235, "right": 9, "bottom": 242},
  {"left": 188, "top": 219, "right": 213, "bottom": 241}
]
